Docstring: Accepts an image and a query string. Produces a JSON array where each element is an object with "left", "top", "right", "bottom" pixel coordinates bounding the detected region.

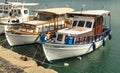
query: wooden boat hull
[
  {"left": 42, "top": 33, "right": 110, "bottom": 61},
  {"left": 5, "top": 26, "right": 39, "bottom": 46},
  {"left": 5, "top": 32, "right": 39, "bottom": 46},
  {"left": 0, "top": 25, "right": 4, "bottom": 33}
]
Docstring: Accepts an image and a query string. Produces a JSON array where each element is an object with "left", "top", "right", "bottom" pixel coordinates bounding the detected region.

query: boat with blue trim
[{"left": 40, "top": 10, "right": 112, "bottom": 62}]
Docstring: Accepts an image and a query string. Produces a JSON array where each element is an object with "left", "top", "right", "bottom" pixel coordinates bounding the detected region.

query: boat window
[
  {"left": 57, "top": 34, "right": 63, "bottom": 41},
  {"left": 45, "top": 26, "right": 48, "bottom": 28},
  {"left": 4, "top": 11, "right": 8, "bottom": 14},
  {"left": 86, "top": 21, "right": 92, "bottom": 28},
  {"left": 0, "top": 10, "right": 2, "bottom": 13},
  {"left": 72, "top": 20, "right": 77, "bottom": 27},
  {"left": 78, "top": 21, "right": 85, "bottom": 27},
  {"left": 24, "top": 10, "right": 28, "bottom": 14},
  {"left": 38, "top": 27, "right": 42, "bottom": 32},
  {"left": 46, "top": 15, "right": 52, "bottom": 20},
  {"left": 31, "top": 26, "right": 35, "bottom": 29},
  {"left": 50, "top": 25, "right": 54, "bottom": 27},
  {"left": 18, "top": 10, "right": 21, "bottom": 14},
  {"left": 4, "top": 6, "right": 8, "bottom": 10}
]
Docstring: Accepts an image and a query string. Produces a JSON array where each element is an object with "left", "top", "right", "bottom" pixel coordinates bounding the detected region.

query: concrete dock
[{"left": 0, "top": 46, "right": 57, "bottom": 73}]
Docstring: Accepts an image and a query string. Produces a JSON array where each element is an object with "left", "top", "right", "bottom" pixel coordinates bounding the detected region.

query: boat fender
[
  {"left": 64, "top": 63, "right": 69, "bottom": 66},
  {"left": 77, "top": 57, "right": 82, "bottom": 60},
  {"left": 102, "top": 39, "right": 105, "bottom": 47},
  {"left": 109, "top": 34, "right": 112, "bottom": 40},
  {"left": 93, "top": 42, "right": 96, "bottom": 51},
  {"left": 40, "top": 33, "right": 46, "bottom": 43}
]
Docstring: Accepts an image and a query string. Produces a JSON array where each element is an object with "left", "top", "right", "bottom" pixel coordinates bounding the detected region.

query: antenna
[
  {"left": 45, "top": 3, "right": 47, "bottom": 8},
  {"left": 102, "top": 5, "right": 105, "bottom": 9},
  {"left": 81, "top": 4, "right": 85, "bottom": 12},
  {"left": 22, "top": 1, "right": 25, "bottom": 9},
  {"left": 66, "top": 4, "right": 69, "bottom": 7}
]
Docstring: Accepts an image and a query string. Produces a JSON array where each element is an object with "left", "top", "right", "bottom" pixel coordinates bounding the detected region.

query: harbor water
[{"left": 0, "top": 0, "right": 120, "bottom": 73}]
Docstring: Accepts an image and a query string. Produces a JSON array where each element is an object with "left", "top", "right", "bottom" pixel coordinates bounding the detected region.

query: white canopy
[
  {"left": 34, "top": 8, "right": 74, "bottom": 15},
  {"left": 67, "top": 10, "right": 110, "bottom": 16}
]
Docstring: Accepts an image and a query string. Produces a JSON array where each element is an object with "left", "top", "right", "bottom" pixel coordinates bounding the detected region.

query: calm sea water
[{"left": 0, "top": 0, "right": 120, "bottom": 73}]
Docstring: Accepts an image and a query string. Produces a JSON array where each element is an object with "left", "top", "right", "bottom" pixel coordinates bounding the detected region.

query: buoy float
[
  {"left": 64, "top": 63, "right": 69, "bottom": 67},
  {"left": 109, "top": 34, "right": 112, "bottom": 40},
  {"left": 77, "top": 57, "right": 82, "bottom": 60},
  {"left": 102, "top": 39, "right": 105, "bottom": 46}
]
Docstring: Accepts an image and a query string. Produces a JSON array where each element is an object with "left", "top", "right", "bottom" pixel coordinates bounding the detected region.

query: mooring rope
[
  {"left": 0, "top": 39, "right": 7, "bottom": 47},
  {"left": 0, "top": 38, "right": 68, "bottom": 68},
  {"left": 86, "top": 44, "right": 93, "bottom": 53},
  {"left": 32, "top": 45, "right": 68, "bottom": 68},
  {"left": 0, "top": 39, "right": 6, "bottom": 44},
  {"left": 33, "top": 58, "right": 67, "bottom": 68}
]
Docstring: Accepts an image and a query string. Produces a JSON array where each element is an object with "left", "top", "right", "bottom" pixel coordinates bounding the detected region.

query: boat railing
[
  {"left": 36, "top": 18, "right": 70, "bottom": 33},
  {"left": 40, "top": 27, "right": 111, "bottom": 45},
  {"left": 74, "top": 28, "right": 111, "bottom": 45}
]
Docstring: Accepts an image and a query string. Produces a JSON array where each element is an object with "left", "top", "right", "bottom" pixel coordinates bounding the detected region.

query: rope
[
  {"left": 33, "top": 58, "right": 67, "bottom": 68},
  {"left": 41, "top": 57, "right": 46, "bottom": 65},
  {"left": 0, "top": 39, "right": 7, "bottom": 44},
  {"left": 32, "top": 44, "right": 68, "bottom": 68},
  {"left": 0, "top": 39, "right": 7, "bottom": 46},
  {"left": 86, "top": 44, "right": 92, "bottom": 53},
  {"left": 0, "top": 38, "right": 67, "bottom": 67},
  {"left": 32, "top": 46, "right": 38, "bottom": 59}
]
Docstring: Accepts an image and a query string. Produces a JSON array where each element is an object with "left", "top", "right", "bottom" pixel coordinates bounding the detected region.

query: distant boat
[
  {"left": 0, "top": 0, "right": 38, "bottom": 33},
  {"left": 5, "top": 7, "right": 74, "bottom": 46},
  {"left": 40, "top": 10, "right": 112, "bottom": 62}
]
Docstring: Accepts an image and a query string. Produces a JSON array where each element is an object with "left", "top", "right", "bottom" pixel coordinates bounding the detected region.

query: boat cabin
[
  {"left": 10, "top": 8, "right": 74, "bottom": 35},
  {"left": 54, "top": 10, "right": 110, "bottom": 44},
  {"left": 0, "top": 2, "right": 38, "bottom": 23}
]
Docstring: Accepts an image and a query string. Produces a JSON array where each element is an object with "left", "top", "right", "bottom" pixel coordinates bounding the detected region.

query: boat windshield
[
  {"left": 72, "top": 20, "right": 77, "bottom": 27},
  {"left": 35, "top": 13, "right": 52, "bottom": 21},
  {"left": 86, "top": 21, "right": 92, "bottom": 28},
  {"left": 72, "top": 20, "right": 92, "bottom": 28},
  {"left": 78, "top": 21, "right": 85, "bottom": 27}
]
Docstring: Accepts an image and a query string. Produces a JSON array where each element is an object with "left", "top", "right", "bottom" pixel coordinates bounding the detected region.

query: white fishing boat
[
  {"left": 0, "top": 0, "right": 38, "bottom": 33},
  {"left": 5, "top": 7, "right": 74, "bottom": 46},
  {"left": 40, "top": 10, "right": 112, "bottom": 62}
]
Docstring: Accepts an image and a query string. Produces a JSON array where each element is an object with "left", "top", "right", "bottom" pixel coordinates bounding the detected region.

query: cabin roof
[
  {"left": 58, "top": 27, "right": 92, "bottom": 35},
  {"left": 67, "top": 10, "right": 110, "bottom": 16},
  {"left": 23, "top": 20, "right": 48, "bottom": 25},
  {"left": 34, "top": 8, "right": 74, "bottom": 15}
]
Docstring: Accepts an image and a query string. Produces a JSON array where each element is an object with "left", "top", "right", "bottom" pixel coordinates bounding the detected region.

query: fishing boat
[
  {"left": 5, "top": 7, "right": 74, "bottom": 46},
  {"left": 40, "top": 10, "right": 112, "bottom": 62},
  {"left": 0, "top": 0, "right": 38, "bottom": 33}
]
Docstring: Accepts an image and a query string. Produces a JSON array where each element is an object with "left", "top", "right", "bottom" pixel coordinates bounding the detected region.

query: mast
[{"left": 5, "top": 0, "right": 8, "bottom": 3}]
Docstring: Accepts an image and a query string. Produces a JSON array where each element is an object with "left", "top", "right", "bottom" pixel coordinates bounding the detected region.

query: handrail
[{"left": 75, "top": 27, "right": 111, "bottom": 44}]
